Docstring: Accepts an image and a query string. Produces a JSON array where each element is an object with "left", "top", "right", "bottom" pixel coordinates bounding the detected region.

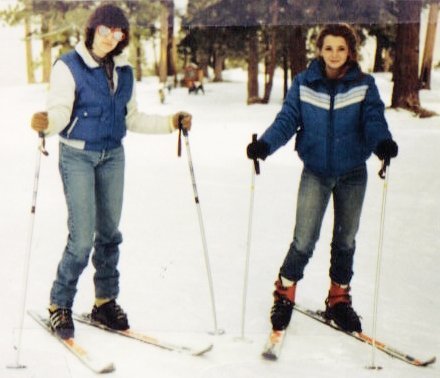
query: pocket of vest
[
  {"left": 81, "top": 106, "right": 102, "bottom": 118},
  {"left": 66, "top": 116, "right": 79, "bottom": 138}
]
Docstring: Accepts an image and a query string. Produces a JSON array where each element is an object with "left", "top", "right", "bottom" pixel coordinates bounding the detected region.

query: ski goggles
[{"left": 97, "top": 25, "right": 125, "bottom": 42}]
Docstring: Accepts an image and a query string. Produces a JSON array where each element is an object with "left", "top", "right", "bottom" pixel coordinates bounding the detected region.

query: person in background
[
  {"left": 30, "top": 3, "right": 192, "bottom": 339},
  {"left": 247, "top": 24, "right": 398, "bottom": 333}
]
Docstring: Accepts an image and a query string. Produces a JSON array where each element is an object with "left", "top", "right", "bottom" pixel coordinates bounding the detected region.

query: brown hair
[
  {"left": 316, "top": 24, "right": 359, "bottom": 63},
  {"left": 84, "top": 4, "right": 130, "bottom": 57}
]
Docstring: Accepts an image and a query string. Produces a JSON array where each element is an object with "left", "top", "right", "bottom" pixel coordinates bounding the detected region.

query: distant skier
[
  {"left": 30, "top": 4, "right": 192, "bottom": 339},
  {"left": 247, "top": 24, "right": 398, "bottom": 333}
]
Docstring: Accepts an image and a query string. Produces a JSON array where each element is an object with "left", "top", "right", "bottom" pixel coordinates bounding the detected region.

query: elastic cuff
[{"left": 168, "top": 115, "right": 176, "bottom": 132}]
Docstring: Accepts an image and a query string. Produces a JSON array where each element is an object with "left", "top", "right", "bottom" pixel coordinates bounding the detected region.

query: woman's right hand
[
  {"left": 246, "top": 139, "right": 270, "bottom": 160},
  {"left": 31, "top": 111, "right": 48, "bottom": 132}
]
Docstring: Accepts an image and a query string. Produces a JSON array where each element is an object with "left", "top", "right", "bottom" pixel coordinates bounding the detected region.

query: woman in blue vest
[
  {"left": 247, "top": 24, "right": 398, "bottom": 333},
  {"left": 31, "top": 4, "right": 192, "bottom": 339}
]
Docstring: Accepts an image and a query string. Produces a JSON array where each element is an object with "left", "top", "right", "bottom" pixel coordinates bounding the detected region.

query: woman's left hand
[
  {"left": 172, "top": 111, "right": 192, "bottom": 131},
  {"left": 375, "top": 139, "right": 398, "bottom": 161}
]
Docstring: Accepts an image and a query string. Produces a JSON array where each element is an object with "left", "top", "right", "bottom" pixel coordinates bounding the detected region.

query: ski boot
[
  {"left": 324, "top": 282, "right": 362, "bottom": 333},
  {"left": 49, "top": 307, "right": 74, "bottom": 339},
  {"left": 91, "top": 299, "right": 129, "bottom": 330},
  {"left": 270, "top": 276, "right": 296, "bottom": 331}
]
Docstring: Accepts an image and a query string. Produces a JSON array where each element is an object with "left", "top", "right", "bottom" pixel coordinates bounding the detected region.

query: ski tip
[
  {"left": 99, "top": 362, "right": 116, "bottom": 374},
  {"left": 192, "top": 343, "right": 214, "bottom": 356},
  {"left": 262, "top": 351, "right": 278, "bottom": 361},
  {"left": 418, "top": 356, "right": 436, "bottom": 367}
]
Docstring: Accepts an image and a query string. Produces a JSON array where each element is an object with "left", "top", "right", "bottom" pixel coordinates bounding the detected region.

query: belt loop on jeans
[{"left": 99, "top": 149, "right": 107, "bottom": 162}]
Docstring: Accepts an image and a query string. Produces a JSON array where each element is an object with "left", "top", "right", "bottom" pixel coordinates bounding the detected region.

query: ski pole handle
[
  {"left": 378, "top": 157, "right": 390, "bottom": 179},
  {"left": 178, "top": 113, "right": 188, "bottom": 136},
  {"left": 251, "top": 134, "right": 260, "bottom": 175},
  {"left": 38, "top": 132, "right": 49, "bottom": 156},
  {"left": 177, "top": 114, "right": 188, "bottom": 158}
]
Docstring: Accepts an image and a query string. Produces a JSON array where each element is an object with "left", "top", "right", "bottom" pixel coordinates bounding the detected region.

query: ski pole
[
  {"left": 239, "top": 134, "right": 260, "bottom": 340},
  {"left": 368, "top": 158, "right": 390, "bottom": 370},
  {"left": 7, "top": 132, "right": 48, "bottom": 370},
  {"left": 177, "top": 117, "right": 222, "bottom": 335}
]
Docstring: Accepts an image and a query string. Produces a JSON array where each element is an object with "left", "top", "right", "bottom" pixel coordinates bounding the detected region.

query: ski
[
  {"left": 261, "top": 329, "right": 286, "bottom": 360},
  {"left": 27, "top": 310, "right": 115, "bottom": 374},
  {"left": 73, "top": 312, "right": 213, "bottom": 356},
  {"left": 294, "top": 304, "right": 436, "bottom": 367}
]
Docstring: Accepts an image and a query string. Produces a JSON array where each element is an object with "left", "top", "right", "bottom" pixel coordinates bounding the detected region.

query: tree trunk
[
  {"left": 24, "top": 12, "right": 35, "bottom": 84},
  {"left": 262, "top": 0, "right": 279, "bottom": 104},
  {"left": 132, "top": 31, "right": 142, "bottom": 81},
  {"left": 289, "top": 26, "right": 307, "bottom": 81},
  {"left": 159, "top": 0, "right": 169, "bottom": 83},
  {"left": 247, "top": 30, "right": 260, "bottom": 104},
  {"left": 166, "top": 0, "right": 176, "bottom": 77},
  {"left": 283, "top": 44, "right": 288, "bottom": 99},
  {"left": 391, "top": 1, "right": 422, "bottom": 112},
  {"left": 213, "top": 47, "right": 224, "bottom": 82},
  {"left": 373, "top": 34, "right": 386, "bottom": 72},
  {"left": 171, "top": 35, "right": 178, "bottom": 87},
  {"left": 152, "top": 31, "right": 159, "bottom": 76},
  {"left": 41, "top": 17, "right": 52, "bottom": 83},
  {"left": 419, "top": 2, "right": 439, "bottom": 89}
]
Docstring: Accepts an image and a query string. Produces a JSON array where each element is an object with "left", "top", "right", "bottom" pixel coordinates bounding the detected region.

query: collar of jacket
[
  {"left": 304, "top": 58, "right": 362, "bottom": 84},
  {"left": 74, "top": 41, "right": 131, "bottom": 70}
]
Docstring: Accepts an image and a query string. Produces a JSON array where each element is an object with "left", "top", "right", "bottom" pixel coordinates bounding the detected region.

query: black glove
[
  {"left": 375, "top": 139, "right": 398, "bottom": 161},
  {"left": 247, "top": 139, "right": 270, "bottom": 160}
]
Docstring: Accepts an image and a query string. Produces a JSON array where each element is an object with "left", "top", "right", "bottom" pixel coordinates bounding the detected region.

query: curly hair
[
  {"left": 84, "top": 4, "right": 130, "bottom": 57},
  {"left": 316, "top": 24, "right": 359, "bottom": 63}
]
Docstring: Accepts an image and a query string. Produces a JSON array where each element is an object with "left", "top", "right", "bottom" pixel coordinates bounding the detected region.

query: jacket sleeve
[
  {"left": 362, "top": 76, "right": 393, "bottom": 152},
  {"left": 260, "top": 76, "right": 301, "bottom": 155},
  {"left": 46, "top": 60, "right": 76, "bottom": 136},
  {"left": 125, "top": 77, "right": 174, "bottom": 134}
]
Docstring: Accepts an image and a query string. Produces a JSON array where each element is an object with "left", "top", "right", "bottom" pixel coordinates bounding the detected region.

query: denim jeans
[
  {"left": 50, "top": 143, "right": 125, "bottom": 308},
  {"left": 279, "top": 165, "right": 367, "bottom": 284}
]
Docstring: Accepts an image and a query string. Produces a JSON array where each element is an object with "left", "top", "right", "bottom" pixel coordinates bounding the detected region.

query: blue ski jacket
[{"left": 260, "top": 59, "right": 392, "bottom": 176}]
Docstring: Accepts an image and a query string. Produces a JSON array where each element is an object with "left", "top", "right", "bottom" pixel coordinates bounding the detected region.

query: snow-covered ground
[{"left": 1, "top": 31, "right": 440, "bottom": 378}]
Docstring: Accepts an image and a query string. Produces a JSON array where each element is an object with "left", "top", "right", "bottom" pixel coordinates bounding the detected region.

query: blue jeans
[
  {"left": 280, "top": 165, "right": 367, "bottom": 284},
  {"left": 50, "top": 143, "right": 125, "bottom": 308}
]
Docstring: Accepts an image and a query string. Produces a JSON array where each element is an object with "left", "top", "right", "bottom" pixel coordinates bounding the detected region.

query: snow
[{"left": 1, "top": 38, "right": 440, "bottom": 378}]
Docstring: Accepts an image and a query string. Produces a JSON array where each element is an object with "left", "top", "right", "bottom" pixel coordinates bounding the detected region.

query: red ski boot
[
  {"left": 270, "top": 276, "right": 296, "bottom": 331},
  {"left": 324, "top": 282, "right": 362, "bottom": 333}
]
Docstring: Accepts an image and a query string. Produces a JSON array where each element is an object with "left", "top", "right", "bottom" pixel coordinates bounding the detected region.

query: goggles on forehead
[{"left": 97, "top": 25, "right": 125, "bottom": 42}]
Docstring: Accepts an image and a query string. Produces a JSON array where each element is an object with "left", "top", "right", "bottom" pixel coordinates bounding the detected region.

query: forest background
[{"left": 1, "top": 0, "right": 439, "bottom": 118}]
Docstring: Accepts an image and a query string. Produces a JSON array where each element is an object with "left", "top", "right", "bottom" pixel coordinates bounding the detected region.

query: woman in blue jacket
[
  {"left": 247, "top": 24, "right": 398, "bottom": 333},
  {"left": 31, "top": 4, "right": 192, "bottom": 339}
]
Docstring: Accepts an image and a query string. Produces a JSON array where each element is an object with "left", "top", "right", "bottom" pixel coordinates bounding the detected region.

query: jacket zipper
[
  {"left": 328, "top": 83, "right": 336, "bottom": 174},
  {"left": 106, "top": 66, "right": 116, "bottom": 151}
]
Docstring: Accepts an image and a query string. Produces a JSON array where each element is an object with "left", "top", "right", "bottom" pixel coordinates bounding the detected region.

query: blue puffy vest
[{"left": 59, "top": 50, "right": 133, "bottom": 151}]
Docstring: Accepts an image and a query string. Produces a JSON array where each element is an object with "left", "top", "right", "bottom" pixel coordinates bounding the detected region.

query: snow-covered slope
[{"left": 1, "top": 53, "right": 439, "bottom": 378}]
